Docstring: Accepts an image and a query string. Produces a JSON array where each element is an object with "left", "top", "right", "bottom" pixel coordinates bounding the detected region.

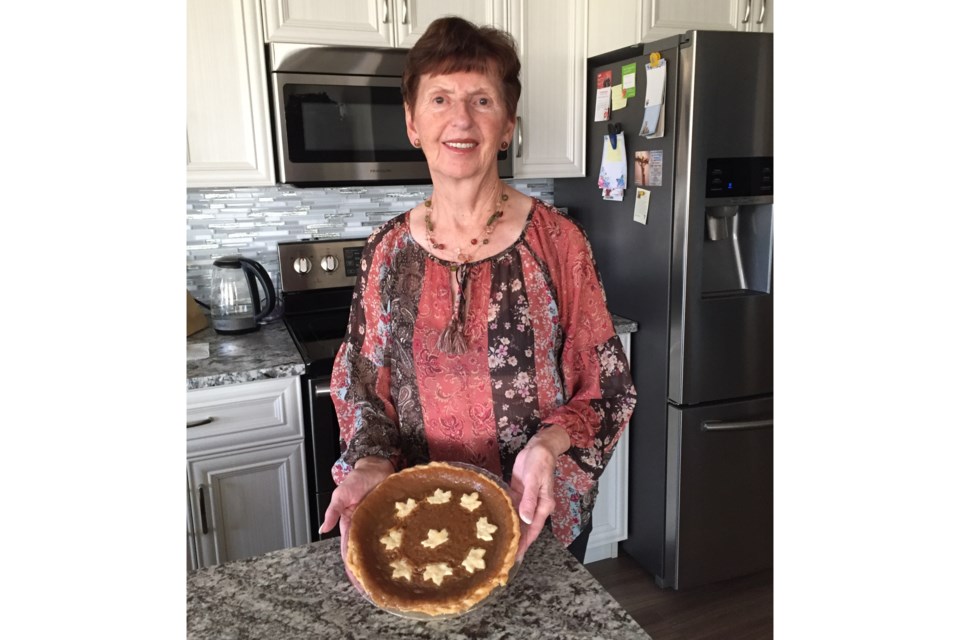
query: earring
[
  {"left": 499, "top": 141, "right": 509, "bottom": 151},
  {"left": 413, "top": 138, "right": 421, "bottom": 148}
]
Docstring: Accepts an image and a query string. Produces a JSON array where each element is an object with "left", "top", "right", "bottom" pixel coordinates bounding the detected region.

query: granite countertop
[
  {"left": 187, "top": 314, "right": 637, "bottom": 391},
  {"left": 187, "top": 320, "right": 304, "bottom": 390},
  {"left": 187, "top": 531, "right": 650, "bottom": 639},
  {"left": 611, "top": 314, "right": 637, "bottom": 334}
]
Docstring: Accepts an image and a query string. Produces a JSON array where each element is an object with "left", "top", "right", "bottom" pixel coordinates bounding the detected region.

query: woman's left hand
[{"left": 509, "top": 425, "right": 570, "bottom": 561}]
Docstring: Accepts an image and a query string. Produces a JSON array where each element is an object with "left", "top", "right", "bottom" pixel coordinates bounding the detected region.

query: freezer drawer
[{"left": 663, "top": 396, "right": 773, "bottom": 589}]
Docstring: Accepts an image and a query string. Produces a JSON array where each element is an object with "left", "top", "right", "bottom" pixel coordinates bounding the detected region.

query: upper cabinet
[
  {"left": 509, "top": 0, "right": 586, "bottom": 179},
  {"left": 587, "top": 0, "right": 773, "bottom": 58},
  {"left": 187, "top": 0, "right": 587, "bottom": 187},
  {"left": 187, "top": 0, "right": 275, "bottom": 188},
  {"left": 262, "top": 0, "right": 507, "bottom": 48}
]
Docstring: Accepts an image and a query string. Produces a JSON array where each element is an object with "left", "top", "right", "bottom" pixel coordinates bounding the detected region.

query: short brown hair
[{"left": 401, "top": 17, "right": 521, "bottom": 119}]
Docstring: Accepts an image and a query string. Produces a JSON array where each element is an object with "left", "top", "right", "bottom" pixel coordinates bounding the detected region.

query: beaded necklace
[
  {"left": 422, "top": 186, "right": 510, "bottom": 354},
  {"left": 424, "top": 189, "right": 509, "bottom": 267}
]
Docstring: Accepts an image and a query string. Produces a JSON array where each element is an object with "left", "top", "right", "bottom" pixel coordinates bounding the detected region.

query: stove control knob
[
  {"left": 293, "top": 257, "right": 312, "bottom": 274},
  {"left": 319, "top": 255, "right": 339, "bottom": 273}
]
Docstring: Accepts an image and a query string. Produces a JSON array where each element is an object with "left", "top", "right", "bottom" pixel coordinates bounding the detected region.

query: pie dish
[{"left": 346, "top": 461, "right": 521, "bottom": 617}]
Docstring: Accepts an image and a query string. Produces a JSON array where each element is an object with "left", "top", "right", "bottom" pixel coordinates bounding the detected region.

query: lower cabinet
[
  {"left": 187, "top": 377, "right": 310, "bottom": 570},
  {"left": 584, "top": 331, "right": 632, "bottom": 564},
  {"left": 187, "top": 441, "right": 310, "bottom": 568}
]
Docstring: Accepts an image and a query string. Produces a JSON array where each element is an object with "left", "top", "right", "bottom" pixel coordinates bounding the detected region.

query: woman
[{"left": 319, "top": 17, "right": 636, "bottom": 563}]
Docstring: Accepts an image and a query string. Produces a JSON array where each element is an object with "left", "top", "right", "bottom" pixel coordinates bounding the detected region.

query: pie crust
[{"left": 346, "top": 462, "right": 521, "bottom": 616}]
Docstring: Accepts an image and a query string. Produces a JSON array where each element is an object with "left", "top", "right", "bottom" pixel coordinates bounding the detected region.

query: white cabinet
[
  {"left": 509, "top": 0, "right": 587, "bottom": 179},
  {"left": 736, "top": 0, "right": 772, "bottom": 33},
  {"left": 186, "top": 377, "right": 310, "bottom": 570},
  {"left": 587, "top": 0, "right": 773, "bottom": 57},
  {"left": 262, "top": 0, "right": 506, "bottom": 48},
  {"left": 187, "top": 0, "right": 275, "bottom": 188},
  {"left": 584, "top": 331, "right": 631, "bottom": 564}
]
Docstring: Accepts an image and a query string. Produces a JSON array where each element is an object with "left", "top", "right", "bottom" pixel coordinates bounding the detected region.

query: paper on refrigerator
[
  {"left": 640, "top": 60, "right": 667, "bottom": 138},
  {"left": 598, "top": 132, "right": 627, "bottom": 201}
]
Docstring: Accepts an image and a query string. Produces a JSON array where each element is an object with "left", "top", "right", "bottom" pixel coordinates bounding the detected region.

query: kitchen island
[{"left": 187, "top": 530, "right": 650, "bottom": 639}]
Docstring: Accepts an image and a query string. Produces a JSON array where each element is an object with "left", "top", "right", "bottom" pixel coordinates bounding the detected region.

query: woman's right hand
[{"left": 319, "top": 456, "right": 395, "bottom": 560}]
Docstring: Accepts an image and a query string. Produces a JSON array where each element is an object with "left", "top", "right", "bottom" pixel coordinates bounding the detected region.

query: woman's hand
[
  {"left": 320, "top": 456, "right": 395, "bottom": 562},
  {"left": 509, "top": 425, "right": 570, "bottom": 562}
]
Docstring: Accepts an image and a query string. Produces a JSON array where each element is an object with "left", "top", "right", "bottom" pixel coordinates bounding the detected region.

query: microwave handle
[
  {"left": 382, "top": 0, "right": 389, "bottom": 23},
  {"left": 516, "top": 116, "right": 523, "bottom": 158}
]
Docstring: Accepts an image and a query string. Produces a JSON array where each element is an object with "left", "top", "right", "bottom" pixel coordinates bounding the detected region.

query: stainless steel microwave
[{"left": 267, "top": 43, "right": 513, "bottom": 186}]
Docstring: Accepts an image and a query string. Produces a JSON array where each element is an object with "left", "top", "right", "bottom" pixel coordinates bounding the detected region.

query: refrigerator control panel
[{"left": 705, "top": 157, "right": 773, "bottom": 198}]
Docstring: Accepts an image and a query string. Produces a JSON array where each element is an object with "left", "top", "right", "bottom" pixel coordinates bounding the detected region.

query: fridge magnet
[
  {"left": 634, "top": 150, "right": 663, "bottom": 187},
  {"left": 633, "top": 188, "right": 651, "bottom": 224}
]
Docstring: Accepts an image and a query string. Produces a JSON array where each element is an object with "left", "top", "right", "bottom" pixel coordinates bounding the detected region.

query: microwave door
[{"left": 272, "top": 72, "right": 429, "bottom": 185}]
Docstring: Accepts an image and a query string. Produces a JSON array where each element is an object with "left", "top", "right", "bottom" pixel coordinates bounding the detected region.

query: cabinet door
[
  {"left": 189, "top": 441, "right": 310, "bottom": 568},
  {"left": 187, "top": 476, "right": 199, "bottom": 572},
  {"left": 740, "top": 0, "right": 772, "bottom": 33},
  {"left": 587, "top": 0, "right": 641, "bottom": 58},
  {"left": 187, "top": 0, "right": 275, "bottom": 188},
  {"left": 510, "top": 0, "right": 586, "bottom": 178},
  {"left": 262, "top": 0, "right": 393, "bottom": 46},
  {"left": 583, "top": 332, "right": 631, "bottom": 564},
  {"left": 396, "top": 0, "right": 507, "bottom": 48},
  {"left": 640, "top": 0, "right": 742, "bottom": 42}
]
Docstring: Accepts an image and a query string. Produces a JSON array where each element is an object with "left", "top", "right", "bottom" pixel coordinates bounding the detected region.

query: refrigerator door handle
[{"left": 701, "top": 418, "right": 772, "bottom": 432}]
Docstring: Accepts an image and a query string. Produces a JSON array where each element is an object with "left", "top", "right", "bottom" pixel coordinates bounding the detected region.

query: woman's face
[{"left": 405, "top": 70, "right": 516, "bottom": 183}]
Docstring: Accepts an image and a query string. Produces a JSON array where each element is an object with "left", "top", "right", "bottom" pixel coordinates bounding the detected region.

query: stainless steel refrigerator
[{"left": 555, "top": 30, "right": 773, "bottom": 589}]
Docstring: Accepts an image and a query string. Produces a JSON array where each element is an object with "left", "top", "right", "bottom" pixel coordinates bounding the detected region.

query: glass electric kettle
[{"left": 209, "top": 256, "right": 277, "bottom": 334}]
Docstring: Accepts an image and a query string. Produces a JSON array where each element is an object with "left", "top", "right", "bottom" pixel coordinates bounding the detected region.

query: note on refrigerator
[
  {"left": 598, "top": 132, "right": 627, "bottom": 201},
  {"left": 622, "top": 63, "right": 637, "bottom": 98},
  {"left": 633, "top": 188, "right": 651, "bottom": 224},
  {"left": 595, "top": 87, "right": 612, "bottom": 121},
  {"left": 644, "top": 61, "right": 667, "bottom": 107},
  {"left": 611, "top": 84, "right": 628, "bottom": 111},
  {"left": 641, "top": 60, "right": 667, "bottom": 139}
]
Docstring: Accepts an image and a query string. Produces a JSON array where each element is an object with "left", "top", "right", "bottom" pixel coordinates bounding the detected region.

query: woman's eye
[
  {"left": 432, "top": 96, "right": 445, "bottom": 104},
  {"left": 478, "top": 97, "right": 490, "bottom": 106}
]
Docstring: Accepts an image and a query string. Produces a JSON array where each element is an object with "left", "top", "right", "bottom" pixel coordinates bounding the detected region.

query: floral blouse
[{"left": 330, "top": 198, "right": 637, "bottom": 546}]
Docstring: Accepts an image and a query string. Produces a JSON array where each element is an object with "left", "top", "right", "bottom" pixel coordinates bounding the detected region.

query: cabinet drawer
[{"left": 187, "top": 377, "right": 303, "bottom": 456}]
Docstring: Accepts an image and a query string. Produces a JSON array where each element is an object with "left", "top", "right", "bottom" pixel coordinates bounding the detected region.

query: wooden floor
[{"left": 586, "top": 551, "right": 773, "bottom": 640}]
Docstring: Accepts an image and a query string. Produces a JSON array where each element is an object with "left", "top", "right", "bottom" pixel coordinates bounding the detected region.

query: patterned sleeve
[
  {"left": 330, "top": 223, "right": 402, "bottom": 485},
  {"left": 539, "top": 221, "right": 637, "bottom": 481}
]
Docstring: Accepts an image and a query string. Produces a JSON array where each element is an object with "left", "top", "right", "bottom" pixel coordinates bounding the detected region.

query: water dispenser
[{"left": 701, "top": 157, "right": 773, "bottom": 296}]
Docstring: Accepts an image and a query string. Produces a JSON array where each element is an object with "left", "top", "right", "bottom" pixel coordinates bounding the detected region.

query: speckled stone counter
[
  {"left": 187, "top": 320, "right": 304, "bottom": 390},
  {"left": 611, "top": 314, "right": 638, "bottom": 335},
  {"left": 187, "top": 531, "right": 650, "bottom": 639}
]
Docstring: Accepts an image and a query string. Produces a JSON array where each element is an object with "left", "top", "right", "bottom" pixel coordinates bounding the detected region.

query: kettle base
[{"left": 212, "top": 326, "right": 261, "bottom": 335}]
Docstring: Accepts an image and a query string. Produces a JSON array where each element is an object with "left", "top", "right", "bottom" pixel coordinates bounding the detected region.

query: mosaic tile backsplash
[{"left": 186, "top": 180, "right": 554, "bottom": 306}]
